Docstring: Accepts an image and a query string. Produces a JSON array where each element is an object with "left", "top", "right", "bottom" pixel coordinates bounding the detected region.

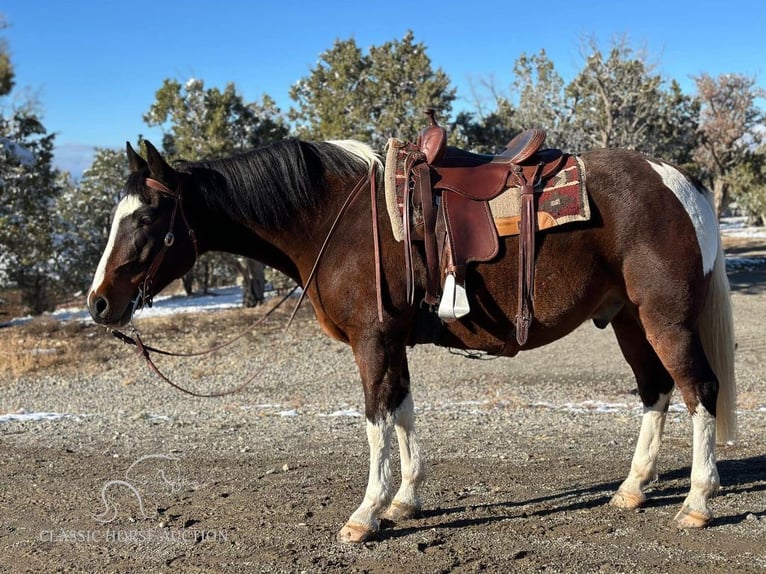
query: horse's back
[{"left": 434, "top": 148, "right": 715, "bottom": 354}]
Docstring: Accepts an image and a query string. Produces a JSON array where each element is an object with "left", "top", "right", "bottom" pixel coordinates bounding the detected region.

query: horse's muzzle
[{"left": 87, "top": 291, "right": 134, "bottom": 327}]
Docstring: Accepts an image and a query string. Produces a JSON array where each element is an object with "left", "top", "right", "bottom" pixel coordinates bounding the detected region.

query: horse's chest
[{"left": 312, "top": 307, "right": 349, "bottom": 343}]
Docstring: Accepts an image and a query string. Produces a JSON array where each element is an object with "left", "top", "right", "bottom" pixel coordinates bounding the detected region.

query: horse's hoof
[
  {"left": 609, "top": 490, "right": 645, "bottom": 510},
  {"left": 381, "top": 500, "right": 421, "bottom": 522},
  {"left": 674, "top": 506, "right": 711, "bottom": 528},
  {"left": 337, "top": 522, "right": 376, "bottom": 544}
]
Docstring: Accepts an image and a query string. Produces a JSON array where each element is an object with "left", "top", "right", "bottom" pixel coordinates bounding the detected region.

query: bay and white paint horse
[{"left": 87, "top": 139, "right": 735, "bottom": 542}]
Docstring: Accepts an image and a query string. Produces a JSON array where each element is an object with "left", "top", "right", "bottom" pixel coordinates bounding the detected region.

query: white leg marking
[
  {"left": 387, "top": 394, "right": 424, "bottom": 518},
  {"left": 676, "top": 404, "right": 719, "bottom": 526},
  {"left": 612, "top": 393, "right": 670, "bottom": 508},
  {"left": 88, "top": 194, "right": 143, "bottom": 299},
  {"left": 647, "top": 160, "right": 718, "bottom": 274},
  {"left": 346, "top": 415, "right": 394, "bottom": 533}
]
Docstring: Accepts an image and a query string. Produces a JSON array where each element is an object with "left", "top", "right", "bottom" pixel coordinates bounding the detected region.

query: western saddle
[{"left": 404, "top": 109, "right": 567, "bottom": 346}]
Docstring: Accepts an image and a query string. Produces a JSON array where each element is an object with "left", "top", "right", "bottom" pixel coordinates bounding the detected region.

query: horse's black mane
[{"left": 181, "top": 139, "right": 368, "bottom": 230}]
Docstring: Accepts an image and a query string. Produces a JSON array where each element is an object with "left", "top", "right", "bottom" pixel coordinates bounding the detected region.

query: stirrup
[{"left": 438, "top": 273, "right": 470, "bottom": 322}]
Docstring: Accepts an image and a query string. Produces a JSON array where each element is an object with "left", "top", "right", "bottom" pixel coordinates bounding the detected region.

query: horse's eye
[{"left": 139, "top": 215, "right": 153, "bottom": 227}]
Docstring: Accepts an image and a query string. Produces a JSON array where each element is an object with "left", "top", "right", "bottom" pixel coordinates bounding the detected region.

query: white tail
[{"left": 697, "top": 243, "right": 737, "bottom": 444}]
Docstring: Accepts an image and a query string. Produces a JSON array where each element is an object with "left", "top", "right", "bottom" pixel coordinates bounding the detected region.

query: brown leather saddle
[{"left": 405, "top": 110, "right": 568, "bottom": 346}]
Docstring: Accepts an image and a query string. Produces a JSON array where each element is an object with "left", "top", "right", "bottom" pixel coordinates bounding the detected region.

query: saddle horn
[{"left": 417, "top": 109, "right": 447, "bottom": 165}]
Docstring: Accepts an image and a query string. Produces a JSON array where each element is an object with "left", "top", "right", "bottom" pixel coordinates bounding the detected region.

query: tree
[
  {"left": 289, "top": 38, "right": 369, "bottom": 142},
  {"left": 645, "top": 79, "right": 700, "bottom": 168},
  {"left": 0, "top": 107, "right": 62, "bottom": 313},
  {"left": 692, "top": 72, "right": 766, "bottom": 216},
  {"left": 465, "top": 39, "right": 697, "bottom": 162},
  {"left": 145, "top": 78, "right": 288, "bottom": 160},
  {"left": 566, "top": 36, "right": 693, "bottom": 156},
  {"left": 365, "top": 31, "right": 456, "bottom": 148},
  {"left": 728, "top": 146, "right": 766, "bottom": 225},
  {"left": 290, "top": 31, "right": 456, "bottom": 148},
  {"left": 144, "top": 78, "right": 289, "bottom": 304},
  {"left": 449, "top": 98, "right": 519, "bottom": 154},
  {"left": 55, "top": 148, "right": 129, "bottom": 293},
  {"left": 0, "top": 16, "right": 12, "bottom": 97},
  {"left": 511, "top": 50, "right": 578, "bottom": 150}
]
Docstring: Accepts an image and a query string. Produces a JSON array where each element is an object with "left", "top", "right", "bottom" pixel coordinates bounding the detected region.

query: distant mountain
[{"left": 53, "top": 142, "right": 98, "bottom": 179}]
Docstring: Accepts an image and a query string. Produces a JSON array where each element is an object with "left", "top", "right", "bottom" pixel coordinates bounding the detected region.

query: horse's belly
[{"left": 424, "top": 238, "right": 617, "bottom": 354}]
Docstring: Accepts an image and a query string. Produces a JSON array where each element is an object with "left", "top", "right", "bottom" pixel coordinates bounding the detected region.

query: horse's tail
[{"left": 697, "top": 240, "right": 737, "bottom": 444}]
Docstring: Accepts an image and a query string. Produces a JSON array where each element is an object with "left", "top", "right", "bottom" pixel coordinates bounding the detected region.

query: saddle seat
[
  {"left": 418, "top": 113, "right": 548, "bottom": 167},
  {"left": 433, "top": 144, "right": 565, "bottom": 202}
]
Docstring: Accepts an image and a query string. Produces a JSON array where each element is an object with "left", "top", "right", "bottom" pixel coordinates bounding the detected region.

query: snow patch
[
  {"left": 1, "top": 137, "right": 36, "bottom": 166},
  {"left": 319, "top": 408, "right": 363, "bottom": 418},
  {"left": 0, "top": 409, "right": 86, "bottom": 424}
]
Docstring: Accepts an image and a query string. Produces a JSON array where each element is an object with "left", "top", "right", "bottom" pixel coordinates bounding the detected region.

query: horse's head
[{"left": 86, "top": 141, "right": 198, "bottom": 327}]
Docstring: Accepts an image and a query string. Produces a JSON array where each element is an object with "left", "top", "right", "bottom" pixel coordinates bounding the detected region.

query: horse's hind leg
[
  {"left": 337, "top": 337, "right": 420, "bottom": 543},
  {"left": 609, "top": 309, "right": 674, "bottom": 510},
  {"left": 631, "top": 297, "right": 721, "bottom": 527}
]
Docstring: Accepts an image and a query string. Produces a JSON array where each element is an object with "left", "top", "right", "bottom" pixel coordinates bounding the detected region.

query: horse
[{"left": 86, "top": 137, "right": 736, "bottom": 543}]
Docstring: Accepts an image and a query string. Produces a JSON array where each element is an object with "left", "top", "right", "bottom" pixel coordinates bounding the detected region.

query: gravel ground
[{"left": 0, "top": 252, "right": 764, "bottom": 573}]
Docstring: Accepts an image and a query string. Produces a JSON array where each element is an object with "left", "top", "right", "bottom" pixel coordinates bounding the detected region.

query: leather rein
[{"left": 111, "top": 166, "right": 381, "bottom": 398}]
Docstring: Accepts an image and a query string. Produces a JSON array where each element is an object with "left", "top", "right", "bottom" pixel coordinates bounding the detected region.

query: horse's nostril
[{"left": 94, "top": 296, "right": 109, "bottom": 317}]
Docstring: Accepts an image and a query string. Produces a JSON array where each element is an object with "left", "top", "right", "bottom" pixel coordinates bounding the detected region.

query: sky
[{"left": 2, "top": 0, "right": 765, "bottom": 176}]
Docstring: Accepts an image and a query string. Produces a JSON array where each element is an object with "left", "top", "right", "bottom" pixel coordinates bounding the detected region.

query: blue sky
[{"left": 3, "top": 0, "right": 764, "bottom": 175}]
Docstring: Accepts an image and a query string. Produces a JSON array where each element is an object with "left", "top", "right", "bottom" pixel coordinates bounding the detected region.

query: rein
[{"left": 111, "top": 166, "right": 379, "bottom": 397}]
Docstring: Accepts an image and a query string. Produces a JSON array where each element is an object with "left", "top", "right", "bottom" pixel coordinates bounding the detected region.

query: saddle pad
[
  {"left": 490, "top": 154, "right": 589, "bottom": 236},
  {"left": 384, "top": 139, "right": 412, "bottom": 242},
  {"left": 383, "top": 139, "right": 590, "bottom": 241}
]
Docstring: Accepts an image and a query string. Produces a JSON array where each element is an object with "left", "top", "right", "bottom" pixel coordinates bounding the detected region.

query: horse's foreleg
[
  {"left": 337, "top": 414, "right": 395, "bottom": 543},
  {"left": 337, "top": 336, "right": 408, "bottom": 543},
  {"left": 382, "top": 392, "right": 425, "bottom": 522}
]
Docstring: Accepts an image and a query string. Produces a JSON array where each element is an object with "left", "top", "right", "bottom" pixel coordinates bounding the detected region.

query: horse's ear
[
  {"left": 126, "top": 141, "right": 147, "bottom": 173},
  {"left": 143, "top": 140, "right": 176, "bottom": 184}
]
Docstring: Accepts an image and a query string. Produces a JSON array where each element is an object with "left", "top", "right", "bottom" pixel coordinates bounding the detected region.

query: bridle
[
  {"left": 133, "top": 177, "right": 200, "bottom": 312},
  {"left": 111, "top": 166, "right": 380, "bottom": 397}
]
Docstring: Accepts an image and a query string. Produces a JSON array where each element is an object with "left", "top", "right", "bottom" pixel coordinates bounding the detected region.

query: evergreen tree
[
  {"left": 450, "top": 98, "right": 518, "bottom": 154},
  {"left": 290, "top": 31, "right": 456, "bottom": 148},
  {"left": 646, "top": 79, "right": 700, "bottom": 168},
  {"left": 728, "top": 145, "right": 766, "bottom": 225},
  {"left": 0, "top": 16, "right": 12, "bottom": 97},
  {"left": 511, "top": 50, "right": 577, "bottom": 150},
  {"left": 55, "top": 148, "right": 128, "bottom": 293},
  {"left": 145, "top": 78, "right": 288, "bottom": 160},
  {"left": 289, "top": 38, "right": 369, "bottom": 142},
  {"left": 566, "top": 37, "right": 674, "bottom": 154},
  {"left": 144, "top": 77, "right": 289, "bottom": 303},
  {"left": 466, "top": 39, "right": 698, "bottom": 163},
  {"left": 0, "top": 107, "right": 62, "bottom": 313}
]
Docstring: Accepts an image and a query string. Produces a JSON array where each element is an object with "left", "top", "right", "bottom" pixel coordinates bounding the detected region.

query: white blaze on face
[
  {"left": 88, "top": 194, "right": 144, "bottom": 298},
  {"left": 647, "top": 160, "right": 718, "bottom": 275}
]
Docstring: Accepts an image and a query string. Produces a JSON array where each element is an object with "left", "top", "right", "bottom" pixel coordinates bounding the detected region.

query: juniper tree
[
  {"left": 144, "top": 78, "right": 289, "bottom": 303},
  {"left": 289, "top": 31, "right": 456, "bottom": 149}
]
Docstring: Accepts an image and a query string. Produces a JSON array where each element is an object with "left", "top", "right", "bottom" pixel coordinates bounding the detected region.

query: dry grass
[
  {"left": 0, "top": 299, "right": 318, "bottom": 381},
  {"left": 0, "top": 318, "right": 114, "bottom": 379}
]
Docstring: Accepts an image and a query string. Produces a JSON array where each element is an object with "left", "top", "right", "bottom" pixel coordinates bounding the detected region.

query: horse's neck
[{"left": 184, "top": 176, "right": 310, "bottom": 284}]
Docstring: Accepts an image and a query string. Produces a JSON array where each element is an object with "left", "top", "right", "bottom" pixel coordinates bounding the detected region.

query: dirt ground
[{"left": 1, "top": 240, "right": 764, "bottom": 573}]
